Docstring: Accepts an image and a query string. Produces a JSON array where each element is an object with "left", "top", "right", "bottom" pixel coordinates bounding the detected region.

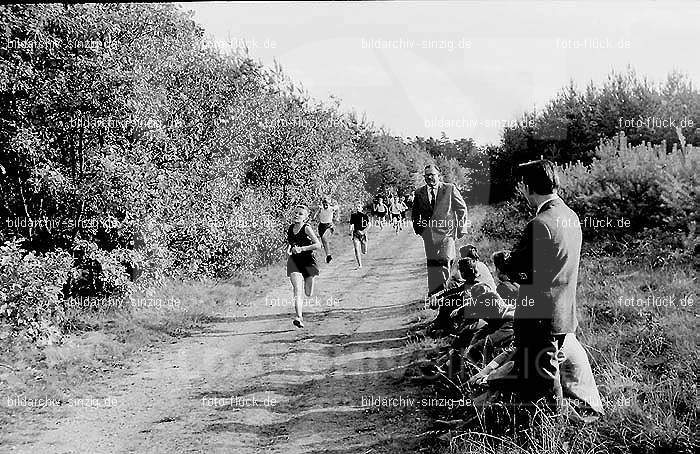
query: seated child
[
  {"left": 492, "top": 250, "right": 519, "bottom": 305},
  {"left": 428, "top": 245, "right": 497, "bottom": 314},
  {"left": 426, "top": 257, "right": 513, "bottom": 380},
  {"left": 456, "top": 282, "right": 515, "bottom": 366},
  {"left": 459, "top": 244, "right": 497, "bottom": 293}
]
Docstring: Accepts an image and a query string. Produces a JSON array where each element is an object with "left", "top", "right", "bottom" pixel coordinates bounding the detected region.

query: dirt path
[{"left": 7, "top": 225, "right": 443, "bottom": 453}]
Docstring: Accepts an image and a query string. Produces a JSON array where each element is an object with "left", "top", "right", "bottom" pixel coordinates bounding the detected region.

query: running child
[
  {"left": 389, "top": 196, "right": 403, "bottom": 235},
  {"left": 315, "top": 196, "right": 339, "bottom": 263},
  {"left": 349, "top": 202, "right": 370, "bottom": 269},
  {"left": 373, "top": 197, "right": 387, "bottom": 230},
  {"left": 492, "top": 250, "right": 520, "bottom": 305},
  {"left": 399, "top": 194, "right": 409, "bottom": 222},
  {"left": 286, "top": 204, "right": 322, "bottom": 328}
]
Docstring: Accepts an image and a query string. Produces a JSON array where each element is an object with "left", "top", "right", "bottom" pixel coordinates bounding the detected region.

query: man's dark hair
[{"left": 516, "top": 159, "right": 560, "bottom": 195}]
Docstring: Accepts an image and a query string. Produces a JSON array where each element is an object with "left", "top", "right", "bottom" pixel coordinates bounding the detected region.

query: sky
[{"left": 182, "top": 1, "right": 700, "bottom": 145}]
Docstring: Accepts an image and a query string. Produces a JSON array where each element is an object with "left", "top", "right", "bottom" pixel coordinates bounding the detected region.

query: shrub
[
  {"left": 479, "top": 197, "right": 531, "bottom": 241},
  {"left": 66, "top": 239, "right": 138, "bottom": 299},
  {"left": 0, "top": 240, "right": 72, "bottom": 343},
  {"left": 559, "top": 134, "right": 698, "bottom": 261}
]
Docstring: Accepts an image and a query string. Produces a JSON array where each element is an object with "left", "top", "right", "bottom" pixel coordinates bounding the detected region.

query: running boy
[
  {"left": 373, "top": 197, "right": 387, "bottom": 230},
  {"left": 287, "top": 205, "right": 322, "bottom": 328},
  {"left": 349, "top": 202, "right": 370, "bottom": 269},
  {"left": 315, "top": 196, "right": 339, "bottom": 263}
]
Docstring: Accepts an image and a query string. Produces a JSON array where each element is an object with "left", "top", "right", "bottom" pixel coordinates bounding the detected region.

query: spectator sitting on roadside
[
  {"left": 492, "top": 250, "right": 519, "bottom": 305},
  {"left": 456, "top": 283, "right": 515, "bottom": 367},
  {"left": 459, "top": 244, "right": 497, "bottom": 293}
]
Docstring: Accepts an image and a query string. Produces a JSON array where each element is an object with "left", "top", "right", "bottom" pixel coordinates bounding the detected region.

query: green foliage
[
  {"left": 490, "top": 68, "right": 700, "bottom": 202},
  {"left": 0, "top": 4, "right": 379, "bottom": 339},
  {"left": 478, "top": 198, "right": 530, "bottom": 241},
  {"left": 67, "top": 239, "right": 139, "bottom": 297},
  {"left": 559, "top": 135, "right": 698, "bottom": 258},
  {"left": 0, "top": 240, "right": 72, "bottom": 343}
]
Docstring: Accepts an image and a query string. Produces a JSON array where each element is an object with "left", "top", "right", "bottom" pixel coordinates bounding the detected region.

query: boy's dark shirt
[{"left": 350, "top": 212, "right": 369, "bottom": 231}]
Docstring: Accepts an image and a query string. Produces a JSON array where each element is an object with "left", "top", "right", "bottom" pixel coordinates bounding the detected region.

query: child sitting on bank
[
  {"left": 459, "top": 282, "right": 515, "bottom": 367},
  {"left": 427, "top": 244, "right": 497, "bottom": 314},
  {"left": 492, "top": 250, "right": 519, "bottom": 305},
  {"left": 459, "top": 244, "right": 497, "bottom": 293},
  {"left": 424, "top": 249, "right": 509, "bottom": 379}
]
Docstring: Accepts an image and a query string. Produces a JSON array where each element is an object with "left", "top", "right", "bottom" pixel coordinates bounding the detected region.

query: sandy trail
[{"left": 7, "top": 225, "right": 441, "bottom": 453}]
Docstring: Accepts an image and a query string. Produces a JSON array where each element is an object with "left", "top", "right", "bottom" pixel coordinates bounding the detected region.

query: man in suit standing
[
  {"left": 499, "top": 159, "right": 598, "bottom": 413},
  {"left": 412, "top": 164, "right": 469, "bottom": 329}
]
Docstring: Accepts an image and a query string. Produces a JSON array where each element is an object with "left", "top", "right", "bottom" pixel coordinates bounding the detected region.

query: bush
[
  {"left": 66, "top": 239, "right": 139, "bottom": 298},
  {"left": 0, "top": 240, "right": 72, "bottom": 343},
  {"left": 559, "top": 134, "right": 698, "bottom": 260},
  {"left": 479, "top": 198, "right": 530, "bottom": 241}
]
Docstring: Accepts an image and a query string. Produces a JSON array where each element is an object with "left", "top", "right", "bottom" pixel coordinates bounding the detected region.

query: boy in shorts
[{"left": 349, "top": 203, "right": 370, "bottom": 269}]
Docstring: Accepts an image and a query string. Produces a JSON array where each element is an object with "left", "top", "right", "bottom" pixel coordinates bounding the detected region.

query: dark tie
[{"left": 430, "top": 188, "right": 436, "bottom": 210}]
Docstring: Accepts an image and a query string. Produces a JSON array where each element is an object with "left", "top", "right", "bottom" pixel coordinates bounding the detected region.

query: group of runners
[
  {"left": 284, "top": 194, "right": 408, "bottom": 328},
  {"left": 370, "top": 194, "right": 413, "bottom": 234}
]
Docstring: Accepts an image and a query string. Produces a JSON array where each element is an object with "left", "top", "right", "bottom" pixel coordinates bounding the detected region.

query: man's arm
[
  {"left": 451, "top": 186, "right": 469, "bottom": 238},
  {"left": 411, "top": 190, "right": 425, "bottom": 235},
  {"left": 503, "top": 218, "right": 552, "bottom": 285},
  {"left": 503, "top": 220, "right": 534, "bottom": 284}
]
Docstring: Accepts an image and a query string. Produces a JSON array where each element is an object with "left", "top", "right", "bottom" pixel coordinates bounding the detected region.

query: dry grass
[{"left": 423, "top": 205, "right": 699, "bottom": 454}]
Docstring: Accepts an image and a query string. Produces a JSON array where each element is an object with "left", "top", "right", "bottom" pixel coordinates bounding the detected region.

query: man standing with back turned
[
  {"left": 499, "top": 160, "right": 600, "bottom": 416},
  {"left": 412, "top": 164, "right": 469, "bottom": 331}
]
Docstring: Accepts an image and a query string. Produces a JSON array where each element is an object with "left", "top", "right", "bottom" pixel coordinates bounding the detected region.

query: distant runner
[
  {"left": 349, "top": 202, "right": 370, "bottom": 269},
  {"left": 315, "top": 196, "right": 339, "bottom": 263},
  {"left": 373, "top": 196, "right": 387, "bottom": 230},
  {"left": 389, "top": 196, "right": 407, "bottom": 234}
]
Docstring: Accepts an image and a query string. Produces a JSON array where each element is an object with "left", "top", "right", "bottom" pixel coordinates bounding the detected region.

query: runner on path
[
  {"left": 373, "top": 196, "right": 387, "bottom": 230},
  {"left": 286, "top": 204, "right": 322, "bottom": 328},
  {"left": 349, "top": 202, "right": 370, "bottom": 269},
  {"left": 315, "top": 196, "right": 340, "bottom": 263}
]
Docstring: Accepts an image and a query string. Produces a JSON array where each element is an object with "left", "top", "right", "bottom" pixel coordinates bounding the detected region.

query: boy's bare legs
[
  {"left": 304, "top": 276, "right": 315, "bottom": 297},
  {"left": 290, "top": 273, "right": 305, "bottom": 327},
  {"left": 352, "top": 238, "right": 362, "bottom": 268},
  {"left": 321, "top": 229, "right": 333, "bottom": 262}
]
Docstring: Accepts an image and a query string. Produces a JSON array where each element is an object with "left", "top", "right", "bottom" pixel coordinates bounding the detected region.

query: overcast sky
[{"left": 182, "top": 1, "right": 700, "bottom": 145}]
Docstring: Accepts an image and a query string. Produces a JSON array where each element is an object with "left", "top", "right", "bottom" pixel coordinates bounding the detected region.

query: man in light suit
[
  {"left": 412, "top": 164, "right": 469, "bottom": 329},
  {"left": 495, "top": 160, "right": 600, "bottom": 415}
]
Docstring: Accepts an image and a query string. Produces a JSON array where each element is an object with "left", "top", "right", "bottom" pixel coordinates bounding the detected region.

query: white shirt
[
  {"left": 428, "top": 183, "right": 440, "bottom": 205},
  {"left": 318, "top": 205, "right": 339, "bottom": 223},
  {"left": 536, "top": 195, "right": 559, "bottom": 215}
]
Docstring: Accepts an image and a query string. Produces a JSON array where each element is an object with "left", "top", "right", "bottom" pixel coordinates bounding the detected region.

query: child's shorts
[
  {"left": 286, "top": 253, "right": 319, "bottom": 279},
  {"left": 318, "top": 222, "right": 334, "bottom": 237},
  {"left": 352, "top": 230, "right": 367, "bottom": 244}
]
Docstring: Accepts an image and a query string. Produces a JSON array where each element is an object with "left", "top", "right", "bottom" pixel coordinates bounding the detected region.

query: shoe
[
  {"left": 326, "top": 255, "right": 332, "bottom": 263},
  {"left": 293, "top": 317, "right": 304, "bottom": 328}
]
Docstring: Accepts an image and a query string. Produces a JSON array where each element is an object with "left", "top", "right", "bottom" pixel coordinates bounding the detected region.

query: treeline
[
  {"left": 0, "top": 4, "right": 470, "bottom": 340},
  {"left": 365, "top": 66, "right": 700, "bottom": 206},
  {"left": 488, "top": 68, "right": 700, "bottom": 202}
]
